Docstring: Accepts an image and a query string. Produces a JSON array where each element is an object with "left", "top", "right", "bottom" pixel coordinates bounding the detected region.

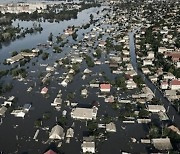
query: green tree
[
  {"left": 115, "top": 75, "right": 126, "bottom": 89},
  {"left": 87, "top": 120, "right": 97, "bottom": 132},
  {"left": 138, "top": 109, "right": 149, "bottom": 118},
  {"left": 149, "top": 125, "right": 160, "bottom": 138}
]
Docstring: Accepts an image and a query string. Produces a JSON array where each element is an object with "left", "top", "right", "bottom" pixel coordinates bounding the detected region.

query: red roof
[
  {"left": 168, "top": 52, "right": 180, "bottom": 61},
  {"left": 170, "top": 80, "right": 180, "bottom": 85},
  {"left": 44, "top": 150, "right": 57, "bottom": 154},
  {"left": 41, "top": 87, "right": 48, "bottom": 93},
  {"left": 100, "top": 84, "right": 111, "bottom": 89},
  {"left": 171, "top": 53, "right": 180, "bottom": 58}
]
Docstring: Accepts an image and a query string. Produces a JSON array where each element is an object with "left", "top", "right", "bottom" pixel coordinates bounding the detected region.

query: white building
[
  {"left": 143, "top": 60, "right": 153, "bottom": 66},
  {"left": 126, "top": 79, "right": 137, "bottom": 89},
  {"left": 0, "top": 106, "right": 7, "bottom": 116},
  {"left": 163, "top": 73, "right": 175, "bottom": 80},
  {"left": 151, "top": 138, "right": 172, "bottom": 151},
  {"left": 106, "top": 122, "right": 116, "bottom": 132},
  {"left": 126, "top": 63, "right": 133, "bottom": 71},
  {"left": 46, "top": 66, "right": 55, "bottom": 72},
  {"left": 160, "top": 81, "right": 169, "bottom": 90},
  {"left": 82, "top": 136, "right": 95, "bottom": 153},
  {"left": 71, "top": 57, "right": 83, "bottom": 63},
  {"left": 147, "top": 105, "right": 166, "bottom": 113},
  {"left": 141, "top": 67, "right": 151, "bottom": 74},
  {"left": 176, "top": 62, "right": 180, "bottom": 68},
  {"left": 11, "top": 110, "right": 26, "bottom": 118},
  {"left": 82, "top": 142, "right": 95, "bottom": 153},
  {"left": 66, "top": 128, "right": 74, "bottom": 138},
  {"left": 6, "top": 54, "right": 24, "bottom": 64},
  {"left": 49, "top": 125, "right": 64, "bottom": 140},
  {"left": 51, "top": 98, "right": 62, "bottom": 107},
  {"left": 71, "top": 107, "right": 98, "bottom": 120},
  {"left": 147, "top": 51, "right": 154, "bottom": 59},
  {"left": 158, "top": 47, "right": 167, "bottom": 53},
  {"left": 81, "top": 89, "right": 88, "bottom": 96}
]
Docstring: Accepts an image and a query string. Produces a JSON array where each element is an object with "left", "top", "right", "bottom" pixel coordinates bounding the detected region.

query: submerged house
[
  {"left": 6, "top": 54, "right": 24, "bottom": 64},
  {"left": 106, "top": 122, "right": 116, "bottom": 132},
  {"left": 44, "top": 149, "right": 57, "bottom": 154},
  {"left": 71, "top": 106, "right": 98, "bottom": 120},
  {"left": 151, "top": 138, "right": 172, "bottom": 151},
  {"left": 41, "top": 87, "right": 48, "bottom": 94},
  {"left": 49, "top": 125, "right": 65, "bottom": 140},
  {"left": 0, "top": 106, "right": 7, "bottom": 117},
  {"left": 66, "top": 128, "right": 74, "bottom": 138},
  {"left": 11, "top": 110, "right": 26, "bottom": 118},
  {"left": 51, "top": 98, "right": 62, "bottom": 107},
  {"left": 82, "top": 136, "right": 95, "bottom": 153},
  {"left": 100, "top": 84, "right": 111, "bottom": 92},
  {"left": 147, "top": 105, "right": 166, "bottom": 113}
]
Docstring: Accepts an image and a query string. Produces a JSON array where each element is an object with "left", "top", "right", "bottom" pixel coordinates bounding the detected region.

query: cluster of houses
[
  {"left": 134, "top": 1, "right": 180, "bottom": 105},
  {"left": 6, "top": 48, "right": 40, "bottom": 64},
  {"left": 0, "top": 0, "right": 86, "bottom": 14},
  {"left": 51, "top": 90, "right": 62, "bottom": 110},
  {"left": 0, "top": 96, "right": 31, "bottom": 118},
  {"left": 0, "top": 2, "right": 47, "bottom": 14},
  {"left": 0, "top": 96, "right": 15, "bottom": 117}
]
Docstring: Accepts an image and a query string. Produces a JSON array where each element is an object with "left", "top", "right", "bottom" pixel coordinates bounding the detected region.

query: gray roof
[
  {"left": 82, "top": 142, "right": 95, "bottom": 148},
  {"left": 7, "top": 54, "right": 24, "bottom": 62},
  {"left": 83, "top": 136, "right": 94, "bottom": 142},
  {"left": 106, "top": 122, "right": 116, "bottom": 132},
  {"left": 0, "top": 106, "right": 7, "bottom": 116},
  {"left": 66, "top": 128, "right": 74, "bottom": 138},
  {"left": 151, "top": 138, "right": 173, "bottom": 150}
]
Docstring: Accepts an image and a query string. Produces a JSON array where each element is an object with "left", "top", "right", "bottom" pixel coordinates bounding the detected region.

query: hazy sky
[{"left": 0, "top": 0, "right": 43, "bottom": 4}]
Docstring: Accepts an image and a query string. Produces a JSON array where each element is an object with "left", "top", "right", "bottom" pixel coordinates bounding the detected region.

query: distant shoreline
[{"left": 0, "top": 0, "right": 81, "bottom": 4}]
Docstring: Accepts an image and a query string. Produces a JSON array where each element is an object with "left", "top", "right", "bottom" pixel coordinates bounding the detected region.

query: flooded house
[
  {"left": 11, "top": 109, "right": 26, "bottom": 118},
  {"left": 51, "top": 98, "right": 62, "bottom": 107},
  {"left": 147, "top": 105, "right": 166, "bottom": 113},
  {"left": 44, "top": 149, "right": 57, "bottom": 154},
  {"left": 169, "top": 79, "right": 180, "bottom": 90},
  {"left": 64, "top": 27, "right": 74, "bottom": 35},
  {"left": 66, "top": 128, "right": 74, "bottom": 138},
  {"left": 126, "top": 79, "right": 137, "bottom": 89},
  {"left": 0, "top": 106, "right": 7, "bottom": 117},
  {"left": 71, "top": 106, "right": 98, "bottom": 120},
  {"left": 6, "top": 54, "right": 24, "bottom": 64},
  {"left": 151, "top": 138, "right": 173, "bottom": 151},
  {"left": 81, "top": 136, "right": 95, "bottom": 153},
  {"left": 106, "top": 122, "right": 116, "bottom": 132},
  {"left": 81, "top": 89, "right": 88, "bottom": 97},
  {"left": 46, "top": 66, "right": 55, "bottom": 72},
  {"left": 41, "top": 87, "right": 48, "bottom": 94},
  {"left": 49, "top": 125, "right": 65, "bottom": 140},
  {"left": 100, "top": 84, "right": 111, "bottom": 92}
]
